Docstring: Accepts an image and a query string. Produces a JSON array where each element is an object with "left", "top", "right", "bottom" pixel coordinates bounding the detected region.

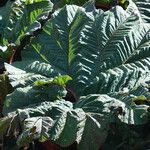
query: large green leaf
[
  {"left": 85, "top": 57, "right": 150, "bottom": 95},
  {"left": 0, "top": 0, "right": 53, "bottom": 45},
  {"left": 6, "top": 1, "right": 149, "bottom": 96},
  {"left": 2, "top": 91, "right": 150, "bottom": 149},
  {"left": 18, "top": 1, "right": 149, "bottom": 96},
  {"left": 3, "top": 0, "right": 150, "bottom": 114},
  {"left": 10, "top": 95, "right": 125, "bottom": 149},
  {"left": 3, "top": 64, "right": 71, "bottom": 114},
  {"left": 1, "top": 1, "right": 150, "bottom": 149}
]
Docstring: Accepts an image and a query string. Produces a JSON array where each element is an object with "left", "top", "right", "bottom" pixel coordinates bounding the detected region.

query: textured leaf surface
[
  {"left": 85, "top": 57, "right": 150, "bottom": 95},
  {"left": 3, "top": 64, "right": 69, "bottom": 114},
  {"left": 23, "top": 2, "right": 150, "bottom": 96},
  {"left": 133, "top": 0, "right": 150, "bottom": 23},
  {"left": 14, "top": 95, "right": 125, "bottom": 149},
  {"left": 2, "top": 0, "right": 150, "bottom": 120},
  {"left": 17, "top": 117, "right": 53, "bottom": 146},
  {"left": 108, "top": 84, "right": 150, "bottom": 125},
  {"left": 3, "top": 91, "right": 149, "bottom": 149},
  {"left": 0, "top": 0, "right": 53, "bottom": 45},
  {"left": 4, "top": 1, "right": 149, "bottom": 97},
  {"left": 1, "top": 1, "right": 150, "bottom": 149}
]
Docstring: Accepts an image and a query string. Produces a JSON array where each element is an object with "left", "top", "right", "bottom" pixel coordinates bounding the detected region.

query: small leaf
[
  {"left": 52, "top": 75, "right": 72, "bottom": 87},
  {"left": 34, "top": 80, "right": 51, "bottom": 86},
  {"left": 133, "top": 95, "right": 147, "bottom": 101},
  {"left": 34, "top": 75, "right": 72, "bottom": 87}
]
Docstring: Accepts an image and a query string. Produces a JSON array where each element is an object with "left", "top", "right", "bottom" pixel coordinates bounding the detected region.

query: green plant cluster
[{"left": 0, "top": 0, "right": 150, "bottom": 149}]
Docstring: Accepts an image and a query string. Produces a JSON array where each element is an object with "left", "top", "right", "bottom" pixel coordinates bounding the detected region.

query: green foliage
[
  {"left": 0, "top": 0, "right": 53, "bottom": 45},
  {"left": 0, "top": 0, "right": 150, "bottom": 150},
  {"left": 15, "top": 95, "right": 118, "bottom": 149},
  {"left": 133, "top": 0, "right": 150, "bottom": 23},
  {"left": 21, "top": 0, "right": 150, "bottom": 97},
  {"left": 3, "top": 64, "right": 70, "bottom": 114},
  {"left": 34, "top": 75, "right": 72, "bottom": 87},
  {"left": 0, "top": 0, "right": 53, "bottom": 62}
]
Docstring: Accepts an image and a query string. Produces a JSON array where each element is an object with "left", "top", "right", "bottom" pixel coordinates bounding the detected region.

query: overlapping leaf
[
  {"left": 16, "top": 1, "right": 150, "bottom": 96},
  {"left": 0, "top": 0, "right": 150, "bottom": 149},
  {"left": 4, "top": 1, "right": 149, "bottom": 98},
  {"left": 8, "top": 95, "right": 131, "bottom": 149},
  {"left": 2, "top": 0, "right": 150, "bottom": 120},
  {"left": 2, "top": 90, "right": 150, "bottom": 150},
  {"left": 0, "top": 0, "right": 53, "bottom": 46},
  {"left": 3, "top": 64, "right": 72, "bottom": 114}
]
